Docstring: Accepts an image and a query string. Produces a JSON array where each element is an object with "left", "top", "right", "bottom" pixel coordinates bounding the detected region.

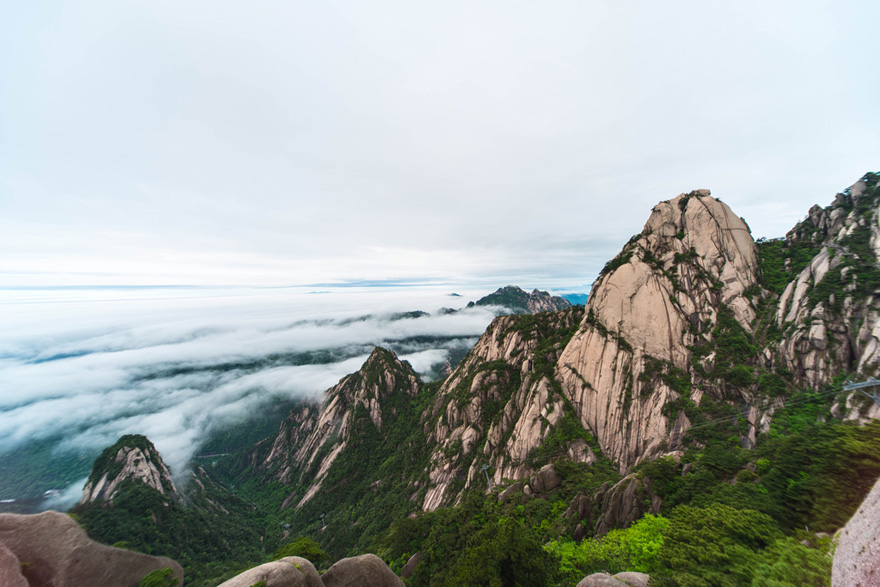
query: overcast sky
[{"left": 1, "top": 1, "right": 877, "bottom": 289}]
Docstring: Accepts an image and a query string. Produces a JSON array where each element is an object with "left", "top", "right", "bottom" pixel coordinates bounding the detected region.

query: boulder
[
  {"left": 576, "top": 573, "right": 627, "bottom": 586},
  {"left": 612, "top": 571, "right": 650, "bottom": 586},
  {"left": 594, "top": 475, "right": 661, "bottom": 536},
  {"left": 217, "top": 556, "right": 322, "bottom": 587},
  {"left": 0, "top": 542, "right": 27, "bottom": 587},
  {"left": 576, "top": 572, "right": 650, "bottom": 587},
  {"left": 833, "top": 475, "right": 880, "bottom": 585},
  {"left": 400, "top": 552, "right": 421, "bottom": 578},
  {"left": 321, "top": 553, "right": 404, "bottom": 587},
  {"left": 563, "top": 492, "right": 593, "bottom": 521},
  {"left": 0, "top": 511, "right": 183, "bottom": 587},
  {"left": 529, "top": 463, "right": 562, "bottom": 494},
  {"left": 498, "top": 482, "right": 523, "bottom": 503}
]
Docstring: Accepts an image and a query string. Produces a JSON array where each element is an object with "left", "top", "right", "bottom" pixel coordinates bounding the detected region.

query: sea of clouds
[{"left": 0, "top": 285, "right": 500, "bottom": 508}]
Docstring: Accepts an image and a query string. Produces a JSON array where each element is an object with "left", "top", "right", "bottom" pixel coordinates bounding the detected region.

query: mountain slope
[
  {"left": 769, "top": 174, "right": 880, "bottom": 392},
  {"left": 421, "top": 306, "right": 590, "bottom": 510},
  {"left": 79, "top": 434, "right": 177, "bottom": 506}
]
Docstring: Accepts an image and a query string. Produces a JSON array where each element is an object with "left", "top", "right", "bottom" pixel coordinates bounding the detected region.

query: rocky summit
[
  {"left": 468, "top": 285, "right": 573, "bottom": 314},
  {"left": 43, "top": 172, "right": 880, "bottom": 587},
  {"left": 79, "top": 434, "right": 178, "bottom": 506}
]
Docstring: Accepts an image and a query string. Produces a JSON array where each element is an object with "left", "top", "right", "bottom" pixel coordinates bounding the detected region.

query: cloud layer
[{"left": 0, "top": 286, "right": 497, "bottom": 498}]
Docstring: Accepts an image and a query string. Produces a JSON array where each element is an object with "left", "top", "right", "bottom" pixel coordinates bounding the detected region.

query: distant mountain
[{"left": 467, "top": 285, "right": 572, "bottom": 314}]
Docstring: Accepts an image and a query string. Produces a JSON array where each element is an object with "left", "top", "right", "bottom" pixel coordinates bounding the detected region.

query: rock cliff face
[
  {"left": 772, "top": 177, "right": 880, "bottom": 391},
  {"left": 422, "top": 307, "right": 588, "bottom": 510},
  {"left": 79, "top": 434, "right": 177, "bottom": 506},
  {"left": 558, "top": 190, "right": 759, "bottom": 471},
  {"left": 261, "top": 347, "right": 421, "bottom": 508}
]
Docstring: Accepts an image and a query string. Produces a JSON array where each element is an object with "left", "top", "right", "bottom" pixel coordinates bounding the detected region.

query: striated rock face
[
  {"left": 79, "top": 434, "right": 177, "bottom": 506},
  {"left": 558, "top": 191, "right": 759, "bottom": 470},
  {"left": 772, "top": 177, "right": 880, "bottom": 391},
  {"left": 0, "top": 510, "right": 183, "bottom": 587},
  {"left": 261, "top": 347, "right": 421, "bottom": 508},
  {"left": 421, "top": 307, "right": 586, "bottom": 510},
  {"left": 470, "top": 285, "right": 573, "bottom": 314}
]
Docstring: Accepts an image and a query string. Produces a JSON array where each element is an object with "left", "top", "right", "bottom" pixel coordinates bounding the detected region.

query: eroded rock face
[
  {"left": 79, "top": 435, "right": 177, "bottom": 506},
  {"left": 0, "top": 510, "right": 183, "bottom": 587},
  {"left": 562, "top": 474, "right": 661, "bottom": 536},
  {"left": 321, "top": 554, "right": 404, "bottom": 587},
  {"left": 421, "top": 307, "right": 585, "bottom": 510},
  {"left": 773, "top": 178, "right": 880, "bottom": 391},
  {"left": 261, "top": 347, "right": 421, "bottom": 508},
  {"left": 559, "top": 191, "right": 759, "bottom": 471},
  {"left": 832, "top": 474, "right": 880, "bottom": 586},
  {"left": 593, "top": 475, "right": 662, "bottom": 536},
  {"left": 217, "top": 556, "right": 323, "bottom": 587}
]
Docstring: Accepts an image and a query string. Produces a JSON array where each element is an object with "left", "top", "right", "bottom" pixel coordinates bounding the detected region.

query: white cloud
[{"left": 0, "top": 286, "right": 499, "bottom": 488}]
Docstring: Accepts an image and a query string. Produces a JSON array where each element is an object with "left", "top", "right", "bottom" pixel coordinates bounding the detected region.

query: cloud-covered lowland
[
  {"left": 1, "top": 1, "right": 878, "bottom": 287},
  {"left": 0, "top": 286, "right": 500, "bottom": 506}
]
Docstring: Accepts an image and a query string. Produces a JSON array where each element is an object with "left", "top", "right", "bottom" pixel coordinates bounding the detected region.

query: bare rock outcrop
[
  {"left": 773, "top": 177, "right": 880, "bottom": 390},
  {"left": 577, "top": 572, "right": 650, "bottom": 587},
  {"left": 529, "top": 463, "right": 562, "bottom": 493},
  {"left": 563, "top": 474, "right": 661, "bottom": 537},
  {"left": 261, "top": 347, "right": 421, "bottom": 509},
  {"left": 0, "top": 510, "right": 183, "bottom": 587},
  {"left": 79, "top": 434, "right": 177, "bottom": 506},
  {"left": 400, "top": 552, "right": 421, "bottom": 579},
  {"left": 217, "top": 556, "right": 323, "bottom": 587},
  {"left": 421, "top": 307, "right": 585, "bottom": 510},
  {"left": 832, "top": 474, "right": 880, "bottom": 586},
  {"left": 321, "top": 553, "right": 404, "bottom": 587},
  {"left": 559, "top": 190, "right": 759, "bottom": 471},
  {"left": 0, "top": 542, "right": 27, "bottom": 587}
]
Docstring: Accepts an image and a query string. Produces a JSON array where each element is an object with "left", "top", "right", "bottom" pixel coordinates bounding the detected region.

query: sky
[{"left": 1, "top": 1, "right": 878, "bottom": 289}]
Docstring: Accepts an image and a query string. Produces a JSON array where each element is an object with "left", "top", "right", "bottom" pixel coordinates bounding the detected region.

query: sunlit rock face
[
  {"left": 260, "top": 347, "right": 420, "bottom": 508},
  {"left": 79, "top": 435, "right": 177, "bottom": 506},
  {"left": 421, "top": 307, "right": 586, "bottom": 511},
  {"left": 558, "top": 191, "right": 759, "bottom": 472}
]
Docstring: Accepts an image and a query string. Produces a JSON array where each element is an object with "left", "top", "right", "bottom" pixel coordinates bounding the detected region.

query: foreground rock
[
  {"left": 217, "top": 556, "right": 322, "bottom": 587},
  {"left": 0, "top": 510, "right": 183, "bottom": 587},
  {"left": 832, "top": 475, "right": 880, "bottom": 585},
  {"left": 0, "top": 542, "right": 27, "bottom": 587},
  {"left": 321, "top": 554, "right": 404, "bottom": 587},
  {"left": 577, "top": 571, "right": 650, "bottom": 587}
]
